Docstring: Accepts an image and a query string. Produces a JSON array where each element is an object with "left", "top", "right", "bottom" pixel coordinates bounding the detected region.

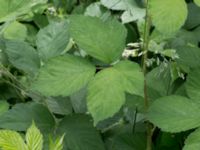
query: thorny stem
[{"left": 142, "top": 0, "right": 153, "bottom": 150}]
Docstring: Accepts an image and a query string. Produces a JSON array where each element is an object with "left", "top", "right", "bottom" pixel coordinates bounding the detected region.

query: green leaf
[
  {"left": 0, "top": 130, "right": 27, "bottom": 150},
  {"left": 0, "top": 0, "right": 47, "bottom": 22},
  {"left": 149, "top": 0, "right": 188, "bottom": 34},
  {"left": 186, "top": 69, "right": 200, "bottom": 104},
  {"left": 5, "top": 40, "right": 40, "bottom": 76},
  {"left": 176, "top": 46, "right": 200, "bottom": 70},
  {"left": 84, "top": 2, "right": 111, "bottom": 20},
  {"left": 0, "top": 101, "right": 9, "bottom": 116},
  {"left": 0, "top": 103, "right": 55, "bottom": 133},
  {"left": 46, "top": 97, "right": 73, "bottom": 115},
  {"left": 56, "top": 114, "right": 105, "bottom": 150},
  {"left": 70, "top": 87, "right": 87, "bottom": 113},
  {"left": 148, "top": 95, "right": 200, "bottom": 132},
  {"left": 26, "top": 122, "right": 43, "bottom": 150},
  {"left": 101, "top": 0, "right": 145, "bottom": 23},
  {"left": 3, "top": 21, "right": 27, "bottom": 41},
  {"left": 110, "top": 133, "right": 146, "bottom": 150},
  {"left": 185, "top": 3, "right": 200, "bottom": 29},
  {"left": 87, "top": 68, "right": 125, "bottom": 124},
  {"left": 194, "top": 0, "right": 200, "bottom": 7},
  {"left": 146, "top": 65, "right": 172, "bottom": 100},
  {"left": 49, "top": 135, "right": 65, "bottom": 150},
  {"left": 36, "top": 21, "right": 70, "bottom": 60},
  {"left": 32, "top": 55, "right": 95, "bottom": 96},
  {"left": 69, "top": 15, "right": 127, "bottom": 64},
  {"left": 183, "top": 128, "right": 200, "bottom": 150},
  {"left": 114, "top": 60, "right": 144, "bottom": 96}
]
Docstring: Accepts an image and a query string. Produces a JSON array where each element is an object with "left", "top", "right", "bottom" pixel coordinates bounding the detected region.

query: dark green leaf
[{"left": 56, "top": 114, "right": 105, "bottom": 150}]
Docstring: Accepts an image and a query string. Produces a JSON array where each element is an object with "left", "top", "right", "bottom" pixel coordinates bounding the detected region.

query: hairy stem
[{"left": 142, "top": 0, "right": 153, "bottom": 150}]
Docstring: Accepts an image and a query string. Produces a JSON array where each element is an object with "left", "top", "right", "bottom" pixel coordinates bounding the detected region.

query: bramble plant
[{"left": 1, "top": 0, "right": 200, "bottom": 150}]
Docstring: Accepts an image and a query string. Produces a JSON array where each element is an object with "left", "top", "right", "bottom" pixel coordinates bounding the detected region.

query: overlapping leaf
[
  {"left": 0, "top": 0, "right": 47, "bottom": 22},
  {"left": 148, "top": 95, "right": 200, "bottom": 132},
  {"left": 3, "top": 21, "right": 27, "bottom": 41},
  {"left": 0, "top": 103, "right": 55, "bottom": 133},
  {"left": 36, "top": 21, "right": 70, "bottom": 60},
  {"left": 101, "top": 0, "right": 145, "bottom": 23},
  {"left": 183, "top": 128, "right": 200, "bottom": 150},
  {"left": 56, "top": 114, "right": 105, "bottom": 150},
  {"left": 32, "top": 54, "right": 96, "bottom": 96},
  {"left": 114, "top": 60, "right": 144, "bottom": 96},
  {"left": 87, "top": 68, "right": 125, "bottom": 124},
  {"left": 186, "top": 69, "right": 200, "bottom": 104},
  {"left": 69, "top": 15, "right": 127, "bottom": 64},
  {"left": 87, "top": 60, "right": 143, "bottom": 124},
  {"left": 5, "top": 40, "right": 40, "bottom": 76}
]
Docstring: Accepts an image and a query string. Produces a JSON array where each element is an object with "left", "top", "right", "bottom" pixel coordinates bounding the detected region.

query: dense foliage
[{"left": 0, "top": 0, "right": 200, "bottom": 149}]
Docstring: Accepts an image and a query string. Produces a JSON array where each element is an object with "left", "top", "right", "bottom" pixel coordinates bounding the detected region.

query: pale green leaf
[
  {"left": 186, "top": 69, "right": 200, "bottom": 104},
  {"left": 36, "top": 21, "right": 70, "bottom": 60},
  {"left": 0, "top": 130, "right": 27, "bottom": 150},
  {"left": 32, "top": 54, "right": 95, "bottom": 96},
  {"left": 0, "top": 103, "right": 55, "bottom": 133},
  {"left": 3, "top": 21, "right": 27, "bottom": 41},
  {"left": 114, "top": 60, "right": 144, "bottom": 96},
  {"left": 69, "top": 15, "right": 127, "bottom": 64},
  {"left": 183, "top": 128, "right": 200, "bottom": 150},
  {"left": 0, "top": 0, "right": 47, "bottom": 22},
  {"left": 26, "top": 122, "right": 43, "bottom": 150},
  {"left": 5, "top": 40, "right": 40, "bottom": 76},
  {"left": 148, "top": 95, "right": 200, "bottom": 132},
  {"left": 194, "top": 0, "right": 200, "bottom": 7},
  {"left": 149, "top": 0, "right": 188, "bottom": 34},
  {"left": 56, "top": 114, "right": 105, "bottom": 150},
  {"left": 49, "top": 135, "right": 65, "bottom": 150},
  {"left": 87, "top": 68, "right": 125, "bottom": 124}
]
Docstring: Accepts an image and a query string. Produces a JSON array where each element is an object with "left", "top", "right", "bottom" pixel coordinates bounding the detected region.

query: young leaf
[
  {"left": 36, "top": 21, "right": 70, "bottom": 60},
  {"left": 87, "top": 68, "right": 125, "bottom": 124},
  {"left": 149, "top": 0, "right": 188, "bottom": 34},
  {"left": 56, "top": 114, "right": 105, "bottom": 150},
  {"left": 194, "top": 0, "right": 200, "bottom": 7},
  {"left": 183, "top": 128, "right": 200, "bottom": 150},
  {"left": 69, "top": 15, "right": 127, "bottom": 64},
  {"left": 0, "top": 130, "right": 27, "bottom": 150},
  {"left": 148, "top": 95, "right": 200, "bottom": 132},
  {"left": 26, "top": 122, "right": 43, "bottom": 150},
  {"left": 5, "top": 40, "right": 40, "bottom": 76},
  {"left": 114, "top": 60, "right": 144, "bottom": 96},
  {"left": 0, "top": 0, "right": 47, "bottom": 22},
  {"left": 49, "top": 135, "right": 65, "bottom": 150},
  {"left": 0, "top": 103, "right": 55, "bottom": 133},
  {"left": 32, "top": 54, "right": 95, "bottom": 96}
]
